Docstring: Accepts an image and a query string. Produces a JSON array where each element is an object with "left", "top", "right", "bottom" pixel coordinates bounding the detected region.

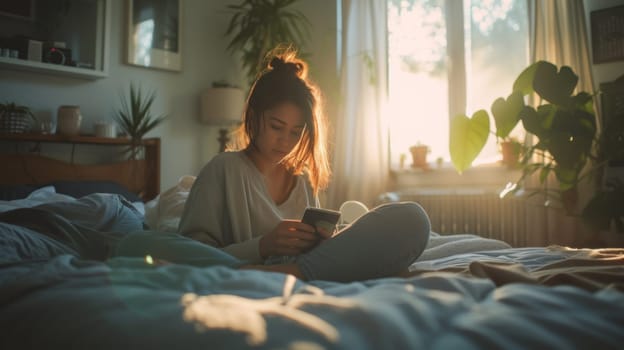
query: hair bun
[{"left": 269, "top": 56, "right": 304, "bottom": 78}]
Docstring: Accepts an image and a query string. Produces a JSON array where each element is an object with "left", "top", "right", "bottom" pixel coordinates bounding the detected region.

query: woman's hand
[
  {"left": 259, "top": 220, "right": 319, "bottom": 258},
  {"left": 315, "top": 226, "right": 334, "bottom": 240}
]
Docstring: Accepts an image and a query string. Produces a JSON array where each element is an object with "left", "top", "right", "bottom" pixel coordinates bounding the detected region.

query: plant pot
[
  {"left": 0, "top": 111, "right": 32, "bottom": 134},
  {"left": 409, "top": 145, "right": 429, "bottom": 169},
  {"left": 57, "top": 105, "right": 82, "bottom": 136},
  {"left": 500, "top": 141, "right": 521, "bottom": 168}
]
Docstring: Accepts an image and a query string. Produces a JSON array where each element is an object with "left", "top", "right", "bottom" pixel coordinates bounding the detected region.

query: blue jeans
[{"left": 113, "top": 202, "right": 430, "bottom": 282}]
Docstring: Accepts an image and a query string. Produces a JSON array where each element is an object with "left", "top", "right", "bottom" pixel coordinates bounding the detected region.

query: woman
[{"left": 118, "top": 51, "right": 431, "bottom": 282}]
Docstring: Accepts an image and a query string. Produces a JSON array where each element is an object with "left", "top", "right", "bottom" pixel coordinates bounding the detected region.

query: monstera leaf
[{"left": 450, "top": 110, "right": 490, "bottom": 173}]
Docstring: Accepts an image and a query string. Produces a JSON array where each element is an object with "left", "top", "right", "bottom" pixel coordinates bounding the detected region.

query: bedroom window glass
[{"left": 387, "top": 0, "right": 529, "bottom": 168}]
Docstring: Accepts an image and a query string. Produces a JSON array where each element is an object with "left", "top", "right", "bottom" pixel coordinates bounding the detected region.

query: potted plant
[
  {"left": 224, "top": 0, "right": 312, "bottom": 85},
  {"left": 0, "top": 102, "right": 37, "bottom": 134},
  {"left": 114, "top": 83, "right": 167, "bottom": 159},
  {"left": 450, "top": 60, "right": 622, "bottom": 232},
  {"left": 499, "top": 137, "right": 523, "bottom": 168},
  {"left": 409, "top": 143, "right": 430, "bottom": 169}
]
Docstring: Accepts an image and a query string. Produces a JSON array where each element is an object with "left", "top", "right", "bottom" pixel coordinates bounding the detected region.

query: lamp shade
[{"left": 200, "top": 87, "right": 245, "bottom": 125}]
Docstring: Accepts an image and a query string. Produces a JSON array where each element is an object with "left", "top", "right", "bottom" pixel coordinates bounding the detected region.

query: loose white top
[{"left": 178, "top": 151, "right": 319, "bottom": 263}]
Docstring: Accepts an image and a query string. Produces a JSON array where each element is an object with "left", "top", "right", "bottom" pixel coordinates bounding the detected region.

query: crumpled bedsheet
[
  {"left": 1, "top": 194, "right": 623, "bottom": 349},
  {"left": 1, "top": 252, "right": 622, "bottom": 350}
]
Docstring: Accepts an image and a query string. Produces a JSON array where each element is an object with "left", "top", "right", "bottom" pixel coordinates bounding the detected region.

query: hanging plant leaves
[
  {"left": 225, "top": 0, "right": 312, "bottom": 85},
  {"left": 450, "top": 110, "right": 490, "bottom": 173}
]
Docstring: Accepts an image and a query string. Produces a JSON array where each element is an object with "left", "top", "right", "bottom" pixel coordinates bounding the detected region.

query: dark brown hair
[{"left": 231, "top": 50, "right": 330, "bottom": 195}]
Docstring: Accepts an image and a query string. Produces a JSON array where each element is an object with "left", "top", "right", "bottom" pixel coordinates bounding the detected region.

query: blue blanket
[{"left": 0, "top": 194, "right": 622, "bottom": 349}]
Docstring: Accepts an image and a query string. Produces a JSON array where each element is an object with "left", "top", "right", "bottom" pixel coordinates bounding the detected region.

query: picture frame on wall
[
  {"left": 126, "top": 0, "right": 182, "bottom": 72},
  {"left": 590, "top": 5, "right": 624, "bottom": 64}
]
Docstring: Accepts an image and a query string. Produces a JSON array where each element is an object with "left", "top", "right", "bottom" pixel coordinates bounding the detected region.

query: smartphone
[{"left": 301, "top": 207, "right": 341, "bottom": 234}]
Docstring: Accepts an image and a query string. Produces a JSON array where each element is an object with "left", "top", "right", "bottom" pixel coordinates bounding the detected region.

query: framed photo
[
  {"left": 591, "top": 5, "right": 624, "bottom": 64},
  {"left": 126, "top": 0, "right": 182, "bottom": 72}
]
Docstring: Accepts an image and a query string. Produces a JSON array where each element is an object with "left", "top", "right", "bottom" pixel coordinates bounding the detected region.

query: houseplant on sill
[
  {"left": 114, "top": 84, "right": 167, "bottom": 159},
  {"left": 224, "top": 0, "right": 312, "bottom": 86},
  {"left": 409, "top": 143, "right": 430, "bottom": 169},
  {"left": 0, "top": 102, "right": 37, "bottom": 134},
  {"left": 499, "top": 137, "right": 523, "bottom": 168},
  {"left": 450, "top": 60, "right": 622, "bottom": 233}
]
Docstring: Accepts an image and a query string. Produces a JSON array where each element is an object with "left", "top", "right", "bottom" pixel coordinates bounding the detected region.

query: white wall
[
  {"left": 0, "top": 0, "right": 338, "bottom": 191},
  {"left": 3, "top": 0, "right": 619, "bottom": 192}
]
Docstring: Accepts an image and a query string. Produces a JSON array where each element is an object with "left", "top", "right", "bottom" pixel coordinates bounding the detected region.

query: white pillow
[
  {"left": 339, "top": 200, "right": 369, "bottom": 225},
  {"left": 144, "top": 175, "right": 196, "bottom": 232}
]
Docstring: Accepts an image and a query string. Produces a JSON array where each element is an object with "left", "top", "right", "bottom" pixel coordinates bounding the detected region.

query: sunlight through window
[{"left": 387, "top": 0, "right": 529, "bottom": 168}]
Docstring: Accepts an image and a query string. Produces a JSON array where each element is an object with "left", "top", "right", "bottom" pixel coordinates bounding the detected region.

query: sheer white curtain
[
  {"left": 327, "top": 0, "right": 389, "bottom": 209},
  {"left": 530, "top": 0, "right": 595, "bottom": 101},
  {"left": 525, "top": 0, "right": 597, "bottom": 246}
]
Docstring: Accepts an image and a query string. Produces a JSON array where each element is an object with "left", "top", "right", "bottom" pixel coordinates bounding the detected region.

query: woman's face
[{"left": 254, "top": 101, "right": 306, "bottom": 164}]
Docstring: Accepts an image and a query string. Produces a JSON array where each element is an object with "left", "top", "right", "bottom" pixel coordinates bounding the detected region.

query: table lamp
[{"left": 200, "top": 87, "right": 245, "bottom": 152}]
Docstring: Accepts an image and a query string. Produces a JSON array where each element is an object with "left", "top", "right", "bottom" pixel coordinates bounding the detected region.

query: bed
[{"left": 1, "top": 145, "right": 623, "bottom": 349}]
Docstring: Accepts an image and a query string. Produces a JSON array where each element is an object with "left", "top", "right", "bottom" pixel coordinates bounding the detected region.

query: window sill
[{"left": 389, "top": 162, "right": 521, "bottom": 194}]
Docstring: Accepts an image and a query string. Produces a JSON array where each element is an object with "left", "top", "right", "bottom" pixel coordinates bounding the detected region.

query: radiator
[{"left": 389, "top": 189, "right": 531, "bottom": 247}]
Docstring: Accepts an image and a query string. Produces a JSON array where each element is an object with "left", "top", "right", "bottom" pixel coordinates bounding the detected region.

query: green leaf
[
  {"left": 450, "top": 110, "right": 490, "bottom": 173},
  {"left": 224, "top": 0, "right": 311, "bottom": 85},
  {"left": 513, "top": 61, "right": 541, "bottom": 95},
  {"left": 533, "top": 61, "right": 578, "bottom": 105},
  {"left": 539, "top": 165, "right": 551, "bottom": 184},
  {"left": 554, "top": 164, "right": 580, "bottom": 190},
  {"left": 519, "top": 106, "right": 541, "bottom": 137},
  {"left": 491, "top": 91, "right": 524, "bottom": 139},
  {"left": 547, "top": 108, "right": 595, "bottom": 170},
  {"left": 114, "top": 83, "right": 167, "bottom": 141}
]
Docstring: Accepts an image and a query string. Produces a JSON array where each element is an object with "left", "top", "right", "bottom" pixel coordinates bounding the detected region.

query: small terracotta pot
[
  {"left": 500, "top": 141, "right": 521, "bottom": 167},
  {"left": 409, "top": 145, "right": 429, "bottom": 168}
]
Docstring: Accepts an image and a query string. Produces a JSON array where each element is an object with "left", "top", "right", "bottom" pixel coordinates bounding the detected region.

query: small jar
[{"left": 57, "top": 105, "right": 82, "bottom": 136}]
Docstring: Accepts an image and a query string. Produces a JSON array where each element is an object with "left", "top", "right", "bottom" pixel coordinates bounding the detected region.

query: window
[{"left": 387, "top": 0, "right": 529, "bottom": 168}]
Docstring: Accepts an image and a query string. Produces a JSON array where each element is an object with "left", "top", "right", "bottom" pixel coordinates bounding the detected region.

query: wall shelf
[
  {"left": 0, "top": 0, "right": 110, "bottom": 80},
  {"left": 0, "top": 57, "right": 108, "bottom": 80},
  {"left": 0, "top": 133, "right": 158, "bottom": 146}
]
